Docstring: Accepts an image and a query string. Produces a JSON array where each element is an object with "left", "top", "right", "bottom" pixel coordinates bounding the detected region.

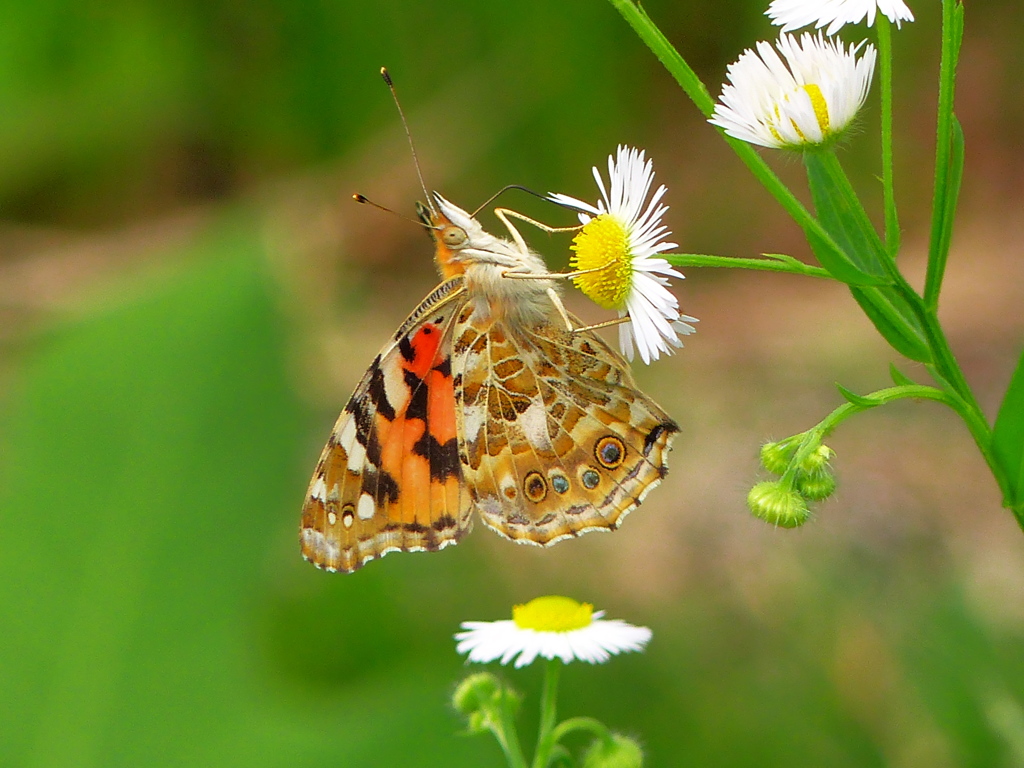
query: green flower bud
[
  {"left": 452, "top": 672, "right": 500, "bottom": 715},
  {"left": 794, "top": 444, "right": 836, "bottom": 501},
  {"left": 582, "top": 733, "right": 644, "bottom": 768},
  {"left": 748, "top": 481, "right": 810, "bottom": 528},
  {"left": 759, "top": 440, "right": 795, "bottom": 476},
  {"left": 796, "top": 467, "right": 837, "bottom": 501},
  {"left": 798, "top": 444, "right": 834, "bottom": 474}
]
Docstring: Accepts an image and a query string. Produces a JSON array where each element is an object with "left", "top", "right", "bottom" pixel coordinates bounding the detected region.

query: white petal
[{"left": 766, "top": 0, "right": 913, "bottom": 34}]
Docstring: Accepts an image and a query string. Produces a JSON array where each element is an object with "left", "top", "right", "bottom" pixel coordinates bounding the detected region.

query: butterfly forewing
[{"left": 300, "top": 278, "right": 474, "bottom": 572}]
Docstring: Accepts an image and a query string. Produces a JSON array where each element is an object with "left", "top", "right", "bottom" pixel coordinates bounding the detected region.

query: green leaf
[
  {"left": 836, "top": 384, "right": 878, "bottom": 408},
  {"left": 889, "top": 364, "right": 916, "bottom": 387},
  {"left": 993, "top": 349, "right": 1024, "bottom": 505},
  {"left": 804, "top": 151, "right": 890, "bottom": 284},
  {"left": 850, "top": 286, "right": 933, "bottom": 363}
]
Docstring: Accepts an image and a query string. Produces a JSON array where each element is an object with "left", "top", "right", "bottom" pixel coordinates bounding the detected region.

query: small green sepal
[
  {"left": 889, "top": 363, "right": 916, "bottom": 387},
  {"left": 837, "top": 384, "right": 877, "bottom": 408}
]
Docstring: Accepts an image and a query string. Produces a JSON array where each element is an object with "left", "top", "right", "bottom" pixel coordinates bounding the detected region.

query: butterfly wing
[
  {"left": 451, "top": 302, "right": 678, "bottom": 544},
  {"left": 300, "top": 278, "right": 473, "bottom": 572}
]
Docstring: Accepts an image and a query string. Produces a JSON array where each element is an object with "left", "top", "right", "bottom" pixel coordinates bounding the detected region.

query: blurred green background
[{"left": 2, "top": 1, "right": 1023, "bottom": 765}]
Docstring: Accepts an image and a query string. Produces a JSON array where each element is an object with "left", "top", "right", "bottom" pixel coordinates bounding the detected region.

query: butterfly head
[{"left": 421, "top": 193, "right": 536, "bottom": 280}]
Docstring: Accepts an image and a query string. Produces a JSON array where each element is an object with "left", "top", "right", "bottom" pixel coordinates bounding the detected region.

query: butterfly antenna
[
  {"left": 470, "top": 184, "right": 549, "bottom": 218},
  {"left": 381, "top": 67, "right": 436, "bottom": 218},
  {"left": 352, "top": 193, "right": 428, "bottom": 228}
]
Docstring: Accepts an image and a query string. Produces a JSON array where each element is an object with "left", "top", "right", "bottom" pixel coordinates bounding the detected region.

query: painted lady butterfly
[{"left": 300, "top": 193, "right": 678, "bottom": 572}]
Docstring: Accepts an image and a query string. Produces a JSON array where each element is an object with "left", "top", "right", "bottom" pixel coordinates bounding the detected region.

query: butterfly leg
[
  {"left": 546, "top": 287, "right": 575, "bottom": 332},
  {"left": 494, "top": 207, "right": 583, "bottom": 257},
  {"left": 571, "top": 315, "right": 632, "bottom": 333}
]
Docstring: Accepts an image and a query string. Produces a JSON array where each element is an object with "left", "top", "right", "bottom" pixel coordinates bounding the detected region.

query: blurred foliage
[{"left": 2, "top": 0, "right": 1024, "bottom": 766}]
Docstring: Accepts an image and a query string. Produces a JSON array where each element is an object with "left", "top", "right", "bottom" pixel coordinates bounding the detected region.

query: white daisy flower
[
  {"left": 709, "top": 33, "right": 877, "bottom": 150},
  {"left": 455, "top": 596, "right": 652, "bottom": 669},
  {"left": 767, "top": 0, "right": 914, "bottom": 36},
  {"left": 547, "top": 145, "right": 697, "bottom": 365}
]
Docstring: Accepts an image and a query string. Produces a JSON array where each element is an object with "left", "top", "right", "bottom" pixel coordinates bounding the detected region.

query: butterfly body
[{"left": 300, "top": 194, "right": 677, "bottom": 572}]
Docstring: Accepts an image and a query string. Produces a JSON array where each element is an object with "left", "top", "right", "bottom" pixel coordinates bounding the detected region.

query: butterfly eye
[{"left": 442, "top": 226, "right": 468, "bottom": 247}]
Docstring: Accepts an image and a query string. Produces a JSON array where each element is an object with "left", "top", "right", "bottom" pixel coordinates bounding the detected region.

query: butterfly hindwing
[
  {"left": 300, "top": 278, "right": 473, "bottom": 572},
  {"left": 451, "top": 301, "right": 678, "bottom": 545}
]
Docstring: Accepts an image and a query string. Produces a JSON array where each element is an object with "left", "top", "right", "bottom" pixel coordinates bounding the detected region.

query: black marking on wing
[
  {"left": 367, "top": 364, "right": 397, "bottom": 421},
  {"left": 398, "top": 336, "right": 416, "bottom": 362},
  {"left": 413, "top": 433, "right": 460, "bottom": 480},
  {"left": 643, "top": 420, "right": 679, "bottom": 457},
  {"left": 403, "top": 369, "right": 430, "bottom": 422},
  {"left": 347, "top": 397, "right": 384, "bottom": 467},
  {"left": 364, "top": 467, "right": 400, "bottom": 504},
  {"left": 432, "top": 514, "right": 457, "bottom": 531}
]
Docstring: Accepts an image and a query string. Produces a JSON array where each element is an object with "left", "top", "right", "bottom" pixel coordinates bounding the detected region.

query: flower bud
[
  {"left": 798, "top": 444, "right": 834, "bottom": 474},
  {"left": 452, "top": 672, "right": 500, "bottom": 715},
  {"left": 795, "top": 444, "right": 836, "bottom": 500},
  {"left": 582, "top": 733, "right": 644, "bottom": 768},
  {"left": 748, "top": 480, "right": 810, "bottom": 528},
  {"left": 759, "top": 440, "right": 795, "bottom": 475}
]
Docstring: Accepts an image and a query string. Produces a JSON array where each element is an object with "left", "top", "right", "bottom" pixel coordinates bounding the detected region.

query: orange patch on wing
[
  {"left": 425, "top": 366, "right": 457, "bottom": 444},
  {"left": 404, "top": 323, "right": 444, "bottom": 378}
]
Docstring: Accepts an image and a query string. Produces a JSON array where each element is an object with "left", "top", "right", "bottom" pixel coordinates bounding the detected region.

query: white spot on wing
[
  {"left": 346, "top": 439, "right": 366, "bottom": 472},
  {"left": 301, "top": 528, "right": 340, "bottom": 561},
  {"left": 357, "top": 493, "right": 376, "bottom": 520},
  {"left": 463, "top": 405, "right": 485, "bottom": 442},
  {"left": 310, "top": 476, "right": 328, "bottom": 502},
  {"left": 520, "top": 403, "right": 548, "bottom": 445},
  {"left": 336, "top": 415, "right": 357, "bottom": 445}
]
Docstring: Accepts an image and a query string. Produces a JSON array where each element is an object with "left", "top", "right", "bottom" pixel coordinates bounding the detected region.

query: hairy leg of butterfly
[
  {"left": 493, "top": 207, "right": 581, "bottom": 259},
  {"left": 572, "top": 316, "right": 631, "bottom": 333}
]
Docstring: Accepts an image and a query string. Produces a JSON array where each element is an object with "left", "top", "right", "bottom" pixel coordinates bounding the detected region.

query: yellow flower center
[
  {"left": 569, "top": 214, "right": 633, "bottom": 310},
  {"left": 768, "top": 83, "right": 832, "bottom": 145},
  {"left": 801, "top": 83, "right": 831, "bottom": 137},
  {"left": 512, "top": 596, "right": 594, "bottom": 632}
]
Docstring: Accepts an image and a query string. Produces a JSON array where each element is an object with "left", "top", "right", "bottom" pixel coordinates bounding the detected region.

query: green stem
[
  {"left": 495, "top": 687, "right": 529, "bottom": 768},
  {"left": 531, "top": 660, "right": 562, "bottom": 768},
  {"left": 797, "top": 382, "right": 1004, "bottom": 505},
  {"left": 664, "top": 253, "right": 833, "bottom": 279},
  {"left": 924, "top": 0, "right": 962, "bottom": 308},
  {"left": 877, "top": 18, "right": 900, "bottom": 256},
  {"left": 551, "top": 717, "right": 615, "bottom": 746},
  {"left": 606, "top": 0, "right": 854, "bottom": 278}
]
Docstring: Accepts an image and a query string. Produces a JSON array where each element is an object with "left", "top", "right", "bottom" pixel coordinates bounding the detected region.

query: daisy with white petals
[
  {"left": 767, "top": 0, "right": 914, "bottom": 36},
  {"left": 548, "top": 145, "right": 697, "bottom": 365},
  {"left": 455, "top": 596, "right": 652, "bottom": 669},
  {"left": 710, "top": 33, "right": 877, "bottom": 150}
]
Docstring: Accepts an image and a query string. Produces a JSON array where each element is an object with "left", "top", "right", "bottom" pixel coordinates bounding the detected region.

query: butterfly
[{"left": 300, "top": 193, "right": 678, "bottom": 572}]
